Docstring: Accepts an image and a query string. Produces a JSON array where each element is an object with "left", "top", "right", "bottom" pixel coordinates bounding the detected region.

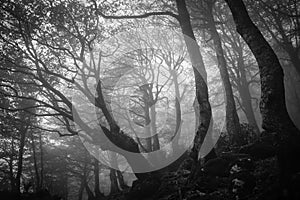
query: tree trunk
[
  {"left": 15, "top": 125, "right": 29, "bottom": 193},
  {"left": 109, "top": 168, "right": 120, "bottom": 194},
  {"left": 144, "top": 101, "right": 152, "bottom": 152},
  {"left": 91, "top": 0, "right": 215, "bottom": 181},
  {"left": 224, "top": 0, "right": 299, "bottom": 134},
  {"left": 62, "top": 160, "right": 69, "bottom": 200},
  {"left": 116, "top": 170, "right": 128, "bottom": 190},
  {"left": 285, "top": 68, "right": 300, "bottom": 130},
  {"left": 9, "top": 136, "right": 15, "bottom": 192},
  {"left": 30, "top": 132, "right": 40, "bottom": 191},
  {"left": 150, "top": 106, "right": 160, "bottom": 151},
  {"left": 95, "top": 81, "right": 153, "bottom": 181},
  {"left": 93, "top": 158, "right": 104, "bottom": 198},
  {"left": 78, "top": 178, "right": 84, "bottom": 200},
  {"left": 225, "top": 0, "right": 300, "bottom": 198},
  {"left": 289, "top": 50, "right": 300, "bottom": 78},
  {"left": 169, "top": 69, "right": 183, "bottom": 156},
  {"left": 138, "top": 84, "right": 160, "bottom": 153},
  {"left": 39, "top": 132, "right": 44, "bottom": 188},
  {"left": 85, "top": 182, "right": 95, "bottom": 200},
  {"left": 110, "top": 152, "right": 128, "bottom": 190},
  {"left": 206, "top": 1, "right": 242, "bottom": 145},
  {"left": 150, "top": 105, "right": 162, "bottom": 163},
  {"left": 237, "top": 56, "right": 260, "bottom": 134},
  {"left": 239, "top": 84, "right": 260, "bottom": 134},
  {"left": 176, "top": 0, "right": 214, "bottom": 163}
]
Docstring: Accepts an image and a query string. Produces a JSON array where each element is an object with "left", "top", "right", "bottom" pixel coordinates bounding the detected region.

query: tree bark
[{"left": 225, "top": 0, "right": 300, "bottom": 198}]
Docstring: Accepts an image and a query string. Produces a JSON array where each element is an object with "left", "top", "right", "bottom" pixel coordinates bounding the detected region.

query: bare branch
[{"left": 92, "top": 0, "right": 179, "bottom": 21}]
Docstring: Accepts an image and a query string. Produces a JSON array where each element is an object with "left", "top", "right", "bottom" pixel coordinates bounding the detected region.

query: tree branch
[{"left": 92, "top": 0, "right": 179, "bottom": 21}]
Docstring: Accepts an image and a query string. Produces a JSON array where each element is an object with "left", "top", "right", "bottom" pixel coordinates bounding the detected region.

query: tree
[
  {"left": 175, "top": 0, "right": 215, "bottom": 164},
  {"left": 0, "top": 0, "right": 154, "bottom": 181},
  {"left": 0, "top": 51, "right": 38, "bottom": 192},
  {"left": 204, "top": 1, "right": 261, "bottom": 135},
  {"left": 225, "top": 0, "right": 300, "bottom": 198},
  {"left": 0, "top": 0, "right": 219, "bottom": 186},
  {"left": 200, "top": 0, "right": 242, "bottom": 144},
  {"left": 245, "top": 0, "right": 300, "bottom": 131},
  {"left": 105, "top": 28, "right": 195, "bottom": 161},
  {"left": 247, "top": 0, "right": 300, "bottom": 77}
]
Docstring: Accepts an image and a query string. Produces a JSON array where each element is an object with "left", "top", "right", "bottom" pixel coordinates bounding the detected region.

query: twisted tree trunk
[{"left": 225, "top": 0, "right": 300, "bottom": 198}]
